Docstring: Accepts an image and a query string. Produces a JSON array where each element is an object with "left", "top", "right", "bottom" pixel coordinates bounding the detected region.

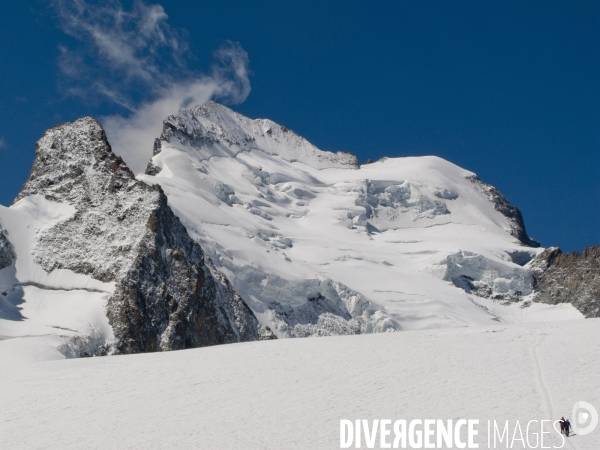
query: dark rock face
[
  {"left": 531, "top": 246, "right": 600, "bottom": 318},
  {"left": 466, "top": 175, "right": 540, "bottom": 247},
  {"left": 145, "top": 138, "right": 163, "bottom": 176},
  {"left": 17, "top": 117, "right": 271, "bottom": 355},
  {"left": 105, "top": 192, "right": 264, "bottom": 354},
  {"left": 0, "top": 223, "right": 14, "bottom": 271}
]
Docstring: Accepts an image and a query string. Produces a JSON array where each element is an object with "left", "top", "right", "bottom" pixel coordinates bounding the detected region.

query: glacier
[{"left": 138, "top": 101, "right": 583, "bottom": 337}]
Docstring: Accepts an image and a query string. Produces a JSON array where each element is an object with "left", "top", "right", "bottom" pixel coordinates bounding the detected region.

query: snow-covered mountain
[
  {"left": 0, "top": 101, "right": 596, "bottom": 360},
  {"left": 138, "top": 102, "right": 589, "bottom": 337}
]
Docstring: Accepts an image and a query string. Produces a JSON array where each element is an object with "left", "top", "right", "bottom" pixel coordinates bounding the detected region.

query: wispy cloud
[
  {"left": 0, "top": 138, "right": 5, "bottom": 150},
  {"left": 53, "top": 0, "right": 190, "bottom": 102},
  {"left": 52, "top": 0, "right": 251, "bottom": 173}
]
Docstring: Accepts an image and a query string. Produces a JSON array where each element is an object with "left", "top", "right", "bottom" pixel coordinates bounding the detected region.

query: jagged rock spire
[{"left": 16, "top": 117, "right": 272, "bottom": 355}]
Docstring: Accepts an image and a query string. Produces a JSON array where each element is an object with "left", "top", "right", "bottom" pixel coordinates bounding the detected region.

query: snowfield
[{"left": 1, "top": 318, "right": 598, "bottom": 449}]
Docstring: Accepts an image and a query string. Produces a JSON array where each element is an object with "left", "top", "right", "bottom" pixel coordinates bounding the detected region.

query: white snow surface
[
  {"left": 1, "top": 318, "right": 598, "bottom": 449},
  {"left": 161, "top": 101, "right": 359, "bottom": 170},
  {"left": 140, "top": 101, "right": 583, "bottom": 336}
]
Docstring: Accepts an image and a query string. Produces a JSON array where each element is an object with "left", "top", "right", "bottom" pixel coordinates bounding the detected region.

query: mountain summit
[{"left": 155, "top": 101, "right": 359, "bottom": 171}]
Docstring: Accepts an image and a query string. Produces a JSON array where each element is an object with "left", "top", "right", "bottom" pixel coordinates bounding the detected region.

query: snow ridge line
[{"left": 532, "top": 330, "right": 554, "bottom": 419}]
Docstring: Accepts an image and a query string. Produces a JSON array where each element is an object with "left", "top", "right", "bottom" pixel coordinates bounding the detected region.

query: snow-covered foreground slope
[
  {"left": 1, "top": 319, "right": 598, "bottom": 449},
  {"left": 139, "top": 102, "right": 583, "bottom": 336}
]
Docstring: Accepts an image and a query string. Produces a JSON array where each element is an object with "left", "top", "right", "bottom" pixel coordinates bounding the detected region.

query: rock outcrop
[
  {"left": 531, "top": 246, "right": 600, "bottom": 318},
  {"left": 0, "top": 223, "right": 13, "bottom": 271},
  {"left": 17, "top": 117, "right": 270, "bottom": 355},
  {"left": 467, "top": 175, "right": 540, "bottom": 247}
]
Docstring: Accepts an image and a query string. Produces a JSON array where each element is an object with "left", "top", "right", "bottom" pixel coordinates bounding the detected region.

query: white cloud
[
  {"left": 52, "top": 0, "right": 251, "bottom": 173},
  {"left": 103, "top": 43, "right": 251, "bottom": 173},
  {"left": 53, "top": 0, "right": 186, "bottom": 93}
]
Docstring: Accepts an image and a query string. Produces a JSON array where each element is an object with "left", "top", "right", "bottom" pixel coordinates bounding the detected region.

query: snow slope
[
  {"left": 140, "top": 101, "right": 583, "bottom": 336},
  {"left": 0, "top": 196, "right": 115, "bottom": 360},
  {"left": 1, "top": 318, "right": 598, "bottom": 449}
]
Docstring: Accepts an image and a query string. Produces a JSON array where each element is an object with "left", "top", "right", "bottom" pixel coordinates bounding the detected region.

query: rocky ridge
[
  {"left": 530, "top": 246, "right": 600, "bottom": 317},
  {"left": 466, "top": 175, "right": 540, "bottom": 248}
]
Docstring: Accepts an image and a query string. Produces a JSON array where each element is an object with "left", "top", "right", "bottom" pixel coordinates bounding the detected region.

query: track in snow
[{"left": 532, "top": 329, "right": 580, "bottom": 450}]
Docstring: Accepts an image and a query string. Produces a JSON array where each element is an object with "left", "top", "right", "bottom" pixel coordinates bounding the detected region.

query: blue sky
[{"left": 0, "top": 1, "right": 598, "bottom": 252}]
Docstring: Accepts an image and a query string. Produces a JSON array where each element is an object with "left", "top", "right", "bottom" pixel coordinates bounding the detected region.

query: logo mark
[{"left": 571, "top": 401, "right": 598, "bottom": 436}]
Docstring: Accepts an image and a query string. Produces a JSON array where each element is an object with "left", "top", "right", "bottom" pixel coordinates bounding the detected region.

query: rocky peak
[
  {"left": 16, "top": 117, "right": 133, "bottom": 205},
  {"left": 17, "top": 117, "right": 163, "bottom": 282},
  {"left": 14, "top": 117, "right": 271, "bottom": 355}
]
